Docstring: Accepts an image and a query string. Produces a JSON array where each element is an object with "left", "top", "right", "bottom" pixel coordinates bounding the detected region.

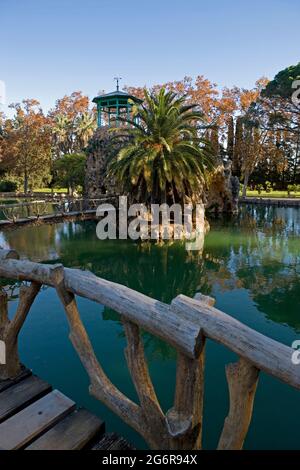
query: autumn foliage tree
[
  {"left": 2, "top": 100, "right": 52, "bottom": 192},
  {"left": 49, "top": 91, "right": 96, "bottom": 157},
  {"left": 1, "top": 66, "right": 300, "bottom": 194},
  {"left": 0, "top": 91, "right": 96, "bottom": 193}
]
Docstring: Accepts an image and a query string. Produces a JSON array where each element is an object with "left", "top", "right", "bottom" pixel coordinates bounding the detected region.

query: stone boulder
[{"left": 84, "top": 127, "right": 120, "bottom": 198}]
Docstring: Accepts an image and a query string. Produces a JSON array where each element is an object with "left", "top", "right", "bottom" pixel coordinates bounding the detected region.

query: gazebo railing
[{"left": 0, "top": 248, "right": 299, "bottom": 450}]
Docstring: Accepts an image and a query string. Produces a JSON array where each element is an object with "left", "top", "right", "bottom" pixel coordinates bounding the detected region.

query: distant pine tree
[
  {"left": 233, "top": 117, "right": 243, "bottom": 176},
  {"left": 227, "top": 116, "right": 234, "bottom": 161}
]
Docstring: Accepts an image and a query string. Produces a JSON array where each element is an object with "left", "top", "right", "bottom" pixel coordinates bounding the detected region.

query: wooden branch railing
[
  {"left": 0, "top": 248, "right": 299, "bottom": 450},
  {"left": 0, "top": 196, "right": 117, "bottom": 222}
]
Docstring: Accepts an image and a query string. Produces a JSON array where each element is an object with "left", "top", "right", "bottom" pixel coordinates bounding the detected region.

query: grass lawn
[{"left": 244, "top": 190, "right": 300, "bottom": 199}]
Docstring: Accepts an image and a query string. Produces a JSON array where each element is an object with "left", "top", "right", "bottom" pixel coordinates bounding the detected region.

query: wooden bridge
[
  {"left": 0, "top": 367, "right": 132, "bottom": 450},
  {"left": 0, "top": 248, "right": 299, "bottom": 450},
  {"left": 0, "top": 196, "right": 116, "bottom": 228}
]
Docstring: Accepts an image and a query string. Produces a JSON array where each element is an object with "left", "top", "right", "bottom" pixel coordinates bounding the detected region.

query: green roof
[{"left": 92, "top": 90, "right": 143, "bottom": 104}]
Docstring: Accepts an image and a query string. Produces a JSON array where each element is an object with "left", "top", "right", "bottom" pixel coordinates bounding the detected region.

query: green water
[{"left": 1, "top": 204, "right": 300, "bottom": 449}]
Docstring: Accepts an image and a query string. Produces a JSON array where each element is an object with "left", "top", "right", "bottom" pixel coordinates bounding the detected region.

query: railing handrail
[
  {"left": 0, "top": 248, "right": 299, "bottom": 450},
  {"left": 0, "top": 196, "right": 119, "bottom": 223},
  {"left": 0, "top": 200, "right": 46, "bottom": 210},
  {"left": 0, "top": 249, "right": 298, "bottom": 390},
  {"left": 0, "top": 196, "right": 116, "bottom": 210}
]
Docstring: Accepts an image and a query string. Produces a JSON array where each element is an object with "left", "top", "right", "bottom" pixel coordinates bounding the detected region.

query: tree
[
  {"left": 52, "top": 114, "right": 72, "bottom": 156},
  {"left": 75, "top": 112, "right": 96, "bottom": 149},
  {"left": 232, "top": 117, "right": 243, "bottom": 176},
  {"left": 49, "top": 91, "right": 95, "bottom": 156},
  {"left": 53, "top": 153, "right": 86, "bottom": 195},
  {"left": 108, "top": 88, "right": 214, "bottom": 205},
  {"left": 262, "top": 63, "right": 300, "bottom": 101},
  {"left": 4, "top": 100, "right": 51, "bottom": 192},
  {"left": 238, "top": 104, "right": 282, "bottom": 196},
  {"left": 227, "top": 116, "right": 234, "bottom": 161},
  {"left": 258, "top": 64, "right": 300, "bottom": 186}
]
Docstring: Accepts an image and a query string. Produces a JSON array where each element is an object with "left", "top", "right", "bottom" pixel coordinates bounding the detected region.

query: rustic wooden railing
[
  {"left": 0, "top": 197, "right": 117, "bottom": 223},
  {"left": 0, "top": 248, "right": 299, "bottom": 450}
]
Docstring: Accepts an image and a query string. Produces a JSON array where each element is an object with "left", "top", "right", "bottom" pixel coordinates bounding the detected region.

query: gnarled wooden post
[
  {"left": 122, "top": 319, "right": 168, "bottom": 449},
  {"left": 166, "top": 292, "right": 215, "bottom": 450},
  {"left": 50, "top": 265, "right": 146, "bottom": 440},
  {"left": 51, "top": 263, "right": 213, "bottom": 450},
  {"left": 0, "top": 248, "right": 41, "bottom": 380},
  {"left": 166, "top": 347, "right": 205, "bottom": 450},
  {"left": 217, "top": 358, "right": 259, "bottom": 450},
  {"left": 1, "top": 252, "right": 298, "bottom": 450},
  {"left": 0, "top": 284, "right": 42, "bottom": 380}
]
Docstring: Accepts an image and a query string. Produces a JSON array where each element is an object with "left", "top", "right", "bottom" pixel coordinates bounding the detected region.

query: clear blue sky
[{"left": 1, "top": 0, "right": 299, "bottom": 114}]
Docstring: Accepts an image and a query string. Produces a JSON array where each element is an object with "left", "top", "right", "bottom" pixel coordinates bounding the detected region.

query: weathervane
[{"left": 114, "top": 76, "right": 122, "bottom": 91}]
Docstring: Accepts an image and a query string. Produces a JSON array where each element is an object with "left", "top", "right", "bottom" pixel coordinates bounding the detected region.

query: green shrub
[
  {"left": 53, "top": 153, "right": 86, "bottom": 195},
  {"left": 287, "top": 184, "right": 297, "bottom": 195},
  {"left": 265, "top": 181, "right": 272, "bottom": 193},
  {"left": 0, "top": 180, "right": 18, "bottom": 192},
  {"left": 256, "top": 184, "right": 263, "bottom": 194}
]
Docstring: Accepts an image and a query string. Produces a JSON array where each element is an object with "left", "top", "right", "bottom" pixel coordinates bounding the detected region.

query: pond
[{"left": 1, "top": 204, "right": 300, "bottom": 449}]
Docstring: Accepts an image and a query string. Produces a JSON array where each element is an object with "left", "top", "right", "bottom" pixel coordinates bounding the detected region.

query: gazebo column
[
  {"left": 126, "top": 104, "right": 130, "bottom": 126},
  {"left": 97, "top": 105, "right": 102, "bottom": 127},
  {"left": 116, "top": 99, "right": 119, "bottom": 127}
]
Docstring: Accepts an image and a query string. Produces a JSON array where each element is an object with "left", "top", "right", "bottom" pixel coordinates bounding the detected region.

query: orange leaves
[
  {"left": 126, "top": 76, "right": 270, "bottom": 130},
  {"left": 49, "top": 91, "right": 89, "bottom": 121},
  {"left": 1, "top": 100, "right": 52, "bottom": 189}
]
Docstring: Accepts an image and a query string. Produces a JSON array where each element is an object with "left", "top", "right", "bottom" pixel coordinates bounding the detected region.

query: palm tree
[
  {"left": 52, "top": 114, "right": 72, "bottom": 155},
  {"left": 107, "top": 88, "right": 214, "bottom": 205},
  {"left": 75, "top": 112, "right": 96, "bottom": 149}
]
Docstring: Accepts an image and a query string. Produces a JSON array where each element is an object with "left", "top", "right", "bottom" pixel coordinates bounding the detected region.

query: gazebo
[{"left": 92, "top": 78, "right": 143, "bottom": 128}]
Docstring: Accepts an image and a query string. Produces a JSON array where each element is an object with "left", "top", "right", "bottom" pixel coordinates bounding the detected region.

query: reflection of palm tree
[
  {"left": 57, "top": 226, "right": 211, "bottom": 303},
  {"left": 5, "top": 204, "right": 300, "bottom": 356}
]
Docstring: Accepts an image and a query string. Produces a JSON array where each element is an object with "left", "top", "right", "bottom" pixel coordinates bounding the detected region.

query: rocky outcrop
[
  {"left": 85, "top": 129, "right": 239, "bottom": 214},
  {"left": 205, "top": 160, "right": 239, "bottom": 214},
  {"left": 84, "top": 127, "right": 120, "bottom": 198}
]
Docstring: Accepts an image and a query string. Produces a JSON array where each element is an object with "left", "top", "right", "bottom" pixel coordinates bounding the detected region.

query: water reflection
[
  {"left": 0, "top": 224, "right": 59, "bottom": 261},
  {"left": 206, "top": 206, "right": 300, "bottom": 330},
  {"left": 2, "top": 205, "right": 300, "bottom": 450},
  {"left": 1, "top": 205, "right": 300, "bottom": 333}
]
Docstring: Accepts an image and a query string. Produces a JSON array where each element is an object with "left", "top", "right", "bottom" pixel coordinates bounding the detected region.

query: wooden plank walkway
[{"left": 0, "top": 369, "right": 133, "bottom": 450}]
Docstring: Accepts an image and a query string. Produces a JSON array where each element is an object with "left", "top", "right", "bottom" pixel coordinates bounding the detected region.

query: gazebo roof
[{"left": 92, "top": 90, "right": 143, "bottom": 104}]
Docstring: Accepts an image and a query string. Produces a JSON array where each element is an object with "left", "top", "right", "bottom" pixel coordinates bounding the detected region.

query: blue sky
[{"left": 1, "top": 0, "right": 299, "bottom": 114}]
